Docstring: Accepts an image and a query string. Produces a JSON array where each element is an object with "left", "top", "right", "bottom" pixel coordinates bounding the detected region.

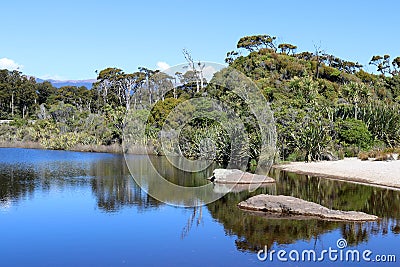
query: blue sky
[{"left": 1, "top": 0, "right": 399, "bottom": 80}]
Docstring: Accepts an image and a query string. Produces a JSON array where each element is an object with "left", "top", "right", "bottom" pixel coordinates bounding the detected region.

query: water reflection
[
  {"left": 89, "top": 158, "right": 162, "bottom": 212},
  {"left": 125, "top": 154, "right": 222, "bottom": 206},
  {"left": 1, "top": 148, "right": 400, "bottom": 257},
  {"left": 207, "top": 168, "right": 400, "bottom": 253},
  {"left": 0, "top": 152, "right": 163, "bottom": 212}
]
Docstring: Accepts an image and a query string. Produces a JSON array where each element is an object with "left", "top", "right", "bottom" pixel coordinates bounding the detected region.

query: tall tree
[
  {"left": 392, "top": 56, "right": 400, "bottom": 75},
  {"left": 237, "top": 35, "right": 277, "bottom": 52},
  {"left": 342, "top": 82, "right": 370, "bottom": 120},
  {"left": 116, "top": 72, "right": 144, "bottom": 111},
  {"left": 278, "top": 43, "right": 297, "bottom": 55},
  {"left": 369, "top": 55, "right": 391, "bottom": 75},
  {"left": 182, "top": 49, "right": 204, "bottom": 93},
  {"left": 138, "top": 67, "right": 157, "bottom": 105},
  {"left": 93, "top": 68, "right": 123, "bottom": 108},
  {"left": 36, "top": 81, "right": 56, "bottom": 106}
]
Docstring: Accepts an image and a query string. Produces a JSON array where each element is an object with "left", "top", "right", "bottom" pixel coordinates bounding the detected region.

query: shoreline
[
  {"left": 0, "top": 141, "right": 156, "bottom": 155},
  {"left": 274, "top": 158, "right": 400, "bottom": 190},
  {"left": 2, "top": 143, "right": 400, "bottom": 191}
]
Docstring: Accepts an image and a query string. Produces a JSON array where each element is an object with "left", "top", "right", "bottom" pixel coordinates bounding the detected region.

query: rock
[
  {"left": 238, "top": 194, "right": 379, "bottom": 222},
  {"left": 208, "top": 169, "right": 275, "bottom": 184},
  {"left": 320, "top": 151, "right": 338, "bottom": 161},
  {"left": 212, "top": 183, "right": 276, "bottom": 194}
]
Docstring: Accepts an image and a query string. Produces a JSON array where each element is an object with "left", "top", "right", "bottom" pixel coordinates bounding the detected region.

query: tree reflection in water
[
  {"left": 89, "top": 157, "right": 162, "bottom": 212},
  {"left": 1, "top": 152, "right": 400, "bottom": 254},
  {"left": 207, "top": 169, "right": 400, "bottom": 252},
  {"left": 0, "top": 156, "right": 163, "bottom": 212}
]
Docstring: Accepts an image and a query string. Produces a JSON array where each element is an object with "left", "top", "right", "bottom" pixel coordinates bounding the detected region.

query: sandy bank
[{"left": 275, "top": 158, "right": 400, "bottom": 189}]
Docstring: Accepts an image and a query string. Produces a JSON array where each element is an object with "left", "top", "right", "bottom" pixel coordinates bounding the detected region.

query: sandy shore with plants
[
  {"left": 275, "top": 158, "right": 400, "bottom": 189},
  {"left": 0, "top": 141, "right": 123, "bottom": 153}
]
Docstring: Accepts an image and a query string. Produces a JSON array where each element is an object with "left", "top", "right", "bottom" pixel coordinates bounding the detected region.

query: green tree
[
  {"left": 341, "top": 82, "right": 370, "bottom": 120},
  {"left": 278, "top": 43, "right": 297, "bottom": 55},
  {"left": 237, "top": 34, "right": 277, "bottom": 52},
  {"left": 36, "top": 81, "right": 56, "bottom": 106},
  {"left": 369, "top": 55, "right": 391, "bottom": 75}
]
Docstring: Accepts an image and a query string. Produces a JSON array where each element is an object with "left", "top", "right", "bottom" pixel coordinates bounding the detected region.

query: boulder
[
  {"left": 238, "top": 194, "right": 379, "bottom": 222},
  {"left": 208, "top": 169, "right": 275, "bottom": 184}
]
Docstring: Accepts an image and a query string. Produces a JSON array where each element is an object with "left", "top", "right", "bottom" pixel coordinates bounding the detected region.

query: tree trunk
[
  {"left": 147, "top": 78, "right": 152, "bottom": 105},
  {"left": 200, "top": 70, "right": 204, "bottom": 90},
  {"left": 22, "top": 105, "right": 26, "bottom": 119},
  {"left": 11, "top": 91, "right": 14, "bottom": 117},
  {"left": 354, "top": 102, "right": 358, "bottom": 120},
  {"left": 173, "top": 78, "right": 177, "bottom": 99}
]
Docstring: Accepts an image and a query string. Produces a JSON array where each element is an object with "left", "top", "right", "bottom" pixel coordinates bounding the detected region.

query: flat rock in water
[
  {"left": 208, "top": 169, "right": 275, "bottom": 184},
  {"left": 212, "top": 183, "right": 276, "bottom": 194},
  {"left": 238, "top": 194, "right": 379, "bottom": 222}
]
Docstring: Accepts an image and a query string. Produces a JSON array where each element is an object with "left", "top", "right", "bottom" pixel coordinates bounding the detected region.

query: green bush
[
  {"left": 286, "top": 150, "right": 306, "bottom": 162},
  {"left": 336, "top": 118, "right": 372, "bottom": 150}
]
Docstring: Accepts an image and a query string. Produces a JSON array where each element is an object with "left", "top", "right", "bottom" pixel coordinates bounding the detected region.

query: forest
[{"left": 1, "top": 34, "right": 400, "bottom": 166}]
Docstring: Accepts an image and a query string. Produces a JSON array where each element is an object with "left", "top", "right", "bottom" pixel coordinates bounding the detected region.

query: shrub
[
  {"left": 287, "top": 150, "right": 306, "bottom": 162},
  {"left": 374, "top": 152, "right": 388, "bottom": 161},
  {"left": 336, "top": 118, "right": 372, "bottom": 150},
  {"left": 358, "top": 152, "right": 369, "bottom": 161}
]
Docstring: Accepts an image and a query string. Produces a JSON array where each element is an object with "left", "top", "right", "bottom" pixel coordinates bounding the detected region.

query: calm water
[{"left": 0, "top": 148, "right": 399, "bottom": 266}]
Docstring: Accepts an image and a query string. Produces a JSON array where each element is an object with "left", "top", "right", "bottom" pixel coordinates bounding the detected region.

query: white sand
[{"left": 276, "top": 158, "right": 400, "bottom": 189}]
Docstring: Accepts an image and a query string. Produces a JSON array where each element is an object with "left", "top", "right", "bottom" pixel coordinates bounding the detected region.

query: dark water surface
[{"left": 0, "top": 148, "right": 399, "bottom": 266}]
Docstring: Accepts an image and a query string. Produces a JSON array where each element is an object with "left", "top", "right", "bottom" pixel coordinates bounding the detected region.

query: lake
[{"left": 0, "top": 148, "right": 399, "bottom": 266}]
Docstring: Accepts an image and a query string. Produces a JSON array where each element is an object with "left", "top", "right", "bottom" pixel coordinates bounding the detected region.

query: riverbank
[
  {"left": 0, "top": 141, "right": 156, "bottom": 155},
  {"left": 3, "top": 143, "right": 400, "bottom": 190},
  {"left": 275, "top": 158, "right": 400, "bottom": 189}
]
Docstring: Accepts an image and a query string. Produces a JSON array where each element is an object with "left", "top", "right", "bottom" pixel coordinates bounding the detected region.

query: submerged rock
[
  {"left": 212, "top": 183, "right": 276, "bottom": 194},
  {"left": 208, "top": 169, "right": 275, "bottom": 184},
  {"left": 238, "top": 194, "right": 379, "bottom": 222}
]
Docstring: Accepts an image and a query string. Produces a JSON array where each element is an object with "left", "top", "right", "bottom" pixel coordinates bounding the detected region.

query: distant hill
[{"left": 35, "top": 78, "right": 96, "bottom": 89}]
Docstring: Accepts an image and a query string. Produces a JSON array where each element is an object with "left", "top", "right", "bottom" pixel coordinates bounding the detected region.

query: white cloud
[
  {"left": 0, "top": 58, "right": 23, "bottom": 71},
  {"left": 156, "top": 61, "right": 170, "bottom": 71}
]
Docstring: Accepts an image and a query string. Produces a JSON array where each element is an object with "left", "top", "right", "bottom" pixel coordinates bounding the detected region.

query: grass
[{"left": 358, "top": 147, "right": 400, "bottom": 161}]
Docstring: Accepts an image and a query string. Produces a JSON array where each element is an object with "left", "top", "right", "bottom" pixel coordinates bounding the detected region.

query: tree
[
  {"left": 322, "top": 54, "right": 362, "bottom": 74},
  {"left": 17, "top": 76, "right": 37, "bottom": 118},
  {"left": 295, "top": 51, "right": 314, "bottom": 61},
  {"left": 342, "top": 61, "right": 363, "bottom": 74},
  {"left": 314, "top": 44, "right": 323, "bottom": 79},
  {"left": 392, "top": 56, "right": 400, "bottom": 75},
  {"left": 152, "top": 72, "right": 174, "bottom": 102},
  {"left": 237, "top": 35, "right": 277, "bottom": 52},
  {"left": 341, "top": 82, "right": 370, "bottom": 120},
  {"left": 36, "top": 81, "right": 56, "bottom": 106},
  {"left": 116, "top": 72, "right": 143, "bottom": 111},
  {"left": 369, "top": 55, "right": 391, "bottom": 75},
  {"left": 138, "top": 67, "right": 157, "bottom": 105},
  {"left": 54, "top": 86, "right": 92, "bottom": 112},
  {"left": 182, "top": 49, "right": 206, "bottom": 93},
  {"left": 278, "top": 43, "right": 297, "bottom": 55},
  {"left": 93, "top": 67, "right": 123, "bottom": 108},
  {"left": 225, "top": 50, "right": 239, "bottom": 64}
]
